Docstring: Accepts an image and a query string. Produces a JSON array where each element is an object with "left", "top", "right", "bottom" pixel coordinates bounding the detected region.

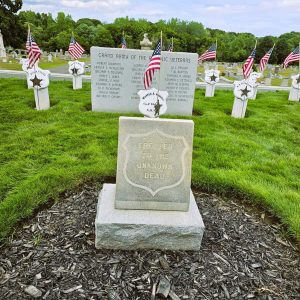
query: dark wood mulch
[{"left": 0, "top": 184, "right": 299, "bottom": 299}]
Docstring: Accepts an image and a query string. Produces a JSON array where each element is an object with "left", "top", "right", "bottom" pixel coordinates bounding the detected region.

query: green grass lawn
[{"left": 0, "top": 78, "right": 300, "bottom": 241}]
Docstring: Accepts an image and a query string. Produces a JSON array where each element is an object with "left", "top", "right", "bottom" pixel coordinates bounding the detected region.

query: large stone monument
[
  {"left": 95, "top": 117, "right": 205, "bottom": 250},
  {"left": 91, "top": 47, "right": 198, "bottom": 116},
  {"left": 204, "top": 69, "right": 220, "bottom": 97},
  {"left": 288, "top": 74, "right": 300, "bottom": 101},
  {"left": 140, "top": 33, "right": 152, "bottom": 50},
  {"left": 0, "top": 30, "right": 7, "bottom": 61},
  {"left": 231, "top": 80, "right": 254, "bottom": 118}
]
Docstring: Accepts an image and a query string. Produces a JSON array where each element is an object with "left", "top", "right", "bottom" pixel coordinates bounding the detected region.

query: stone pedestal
[
  {"left": 140, "top": 33, "right": 152, "bottom": 50},
  {"left": 73, "top": 75, "right": 83, "bottom": 90},
  {"left": 288, "top": 88, "right": 300, "bottom": 101},
  {"left": 95, "top": 184, "right": 204, "bottom": 250},
  {"left": 95, "top": 116, "right": 205, "bottom": 251},
  {"left": 205, "top": 84, "right": 216, "bottom": 97},
  {"left": 231, "top": 98, "right": 248, "bottom": 118},
  {"left": 34, "top": 88, "right": 50, "bottom": 110}
]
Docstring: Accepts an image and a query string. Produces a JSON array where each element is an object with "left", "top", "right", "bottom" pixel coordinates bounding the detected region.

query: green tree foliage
[
  {"left": 0, "top": 0, "right": 25, "bottom": 48},
  {"left": 4, "top": 9, "right": 300, "bottom": 64}
]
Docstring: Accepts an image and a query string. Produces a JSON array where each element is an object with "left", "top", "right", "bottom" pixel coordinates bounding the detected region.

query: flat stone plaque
[
  {"left": 91, "top": 47, "right": 198, "bottom": 115},
  {"left": 115, "top": 117, "right": 194, "bottom": 211}
]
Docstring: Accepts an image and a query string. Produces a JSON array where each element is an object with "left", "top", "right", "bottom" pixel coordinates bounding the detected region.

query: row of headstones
[
  {"left": 204, "top": 69, "right": 300, "bottom": 118},
  {"left": 21, "top": 59, "right": 86, "bottom": 110}
]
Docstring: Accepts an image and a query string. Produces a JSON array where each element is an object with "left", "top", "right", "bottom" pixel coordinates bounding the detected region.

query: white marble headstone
[
  {"left": 204, "top": 69, "right": 220, "bottom": 97},
  {"left": 289, "top": 74, "right": 300, "bottom": 101},
  {"left": 91, "top": 47, "right": 198, "bottom": 115},
  {"left": 247, "top": 72, "right": 262, "bottom": 100}
]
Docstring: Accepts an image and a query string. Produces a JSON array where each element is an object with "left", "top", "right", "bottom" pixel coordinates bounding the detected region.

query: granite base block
[{"left": 95, "top": 184, "right": 205, "bottom": 251}]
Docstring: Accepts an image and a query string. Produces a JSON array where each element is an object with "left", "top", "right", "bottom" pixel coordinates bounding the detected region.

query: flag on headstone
[
  {"left": 242, "top": 48, "right": 256, "bottom": 79},
  {"left": 283, "top": 46, "right": 300, "bottom": 68},
  {"left": 143, "top": 40, "right": 161, "bottom": 89},
  {"left": 198, "top": 44, "right": 217, "bottom": 63},
  {"left": 26, "top": 29, "right": 41, "bottom": 68},
  {"left": 121, "top": 36, "right": 127, "bottom": 49},
  {"left": 68, "top": 36, "right": 85, "bottom": 60},
  {"left": 259, "top": 46, "right": 274, "bottom": 72}
]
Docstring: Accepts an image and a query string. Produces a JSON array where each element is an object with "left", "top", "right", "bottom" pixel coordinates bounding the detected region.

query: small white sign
[
  {"left": 138, "top": 88, "right": 168, "bottom": 118},
  {"left": 234, "top": 80, "right": 254, "bottom": 101},
  {"left": 204, "top": 69, "right": 220, "bottom": 85},
  {"left": 68, "top": 60, "right": 85, "bottom": 76},
  {"left": 28, "top": 68, "right": 50, "bottom": 89}
]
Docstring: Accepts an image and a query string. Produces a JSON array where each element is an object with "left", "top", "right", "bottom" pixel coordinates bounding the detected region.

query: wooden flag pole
[
  {"left": 172, "top": 37, "right": 174, "bottom": 51},
  {"left": 298, "top": 42, "right": 300, "bottom": 74},
  {"left": 215, "top": 38, "right": 218, "bottom": 69},
  {"left": 157, "top": 31, "right": 163, "bottom": 93}
]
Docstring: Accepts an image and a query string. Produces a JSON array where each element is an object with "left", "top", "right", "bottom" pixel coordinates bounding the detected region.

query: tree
[{"left": 0, "top": 0, "right": 25, "bottom": 48}]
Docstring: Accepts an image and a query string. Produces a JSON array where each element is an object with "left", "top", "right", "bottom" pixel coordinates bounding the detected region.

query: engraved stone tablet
[
  {"left": 91, "top": 47, "right": 198, "bottom": 115},
  {"left": 115, "top": 117, "right": 194, "bottom": 211}
]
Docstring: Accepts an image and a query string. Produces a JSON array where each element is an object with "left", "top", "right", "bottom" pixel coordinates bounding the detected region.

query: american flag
[
  {"left": 167, "top": 42, "right": 173, "bottom": 52},
  {"left": 198, "top": 44, "right": 217, "bottom": 63},
  {"left": 259, "top": 46, "right": 274, "bottom": 72},
  {"left": 242, "top": 48, "right": 256, "bottom": 79},
  {"left": 26, "top": 30, "right": 41, "bottom": 68},
  {"left": 121, "top": 36, "right": 127, "bottom": 49},
  {"left": 283, "top": 46, "right": 300, "bottom": 68},
  {"left": 68, "top": 36, "right": 85, "bottom": 60},
  {"left": 144, "top": 41, "right": 161, "bottom": 89}
]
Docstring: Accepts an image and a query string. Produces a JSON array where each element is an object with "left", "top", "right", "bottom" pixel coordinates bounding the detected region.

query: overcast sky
[{"left": 22, "top": 0, "right": 300, "bottom": 37}]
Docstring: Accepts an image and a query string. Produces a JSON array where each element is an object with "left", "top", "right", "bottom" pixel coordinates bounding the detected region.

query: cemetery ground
[{"left": 0, "top": 78, "right": 300, "bottom": 299}]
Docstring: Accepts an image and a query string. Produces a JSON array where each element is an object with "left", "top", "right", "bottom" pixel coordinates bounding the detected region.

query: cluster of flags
[
  {"left": 26, "top": 27, "right": 85, "bottom": 68},
  {"left": 25, "top": 28, "right": 299, "bottom": 89}
]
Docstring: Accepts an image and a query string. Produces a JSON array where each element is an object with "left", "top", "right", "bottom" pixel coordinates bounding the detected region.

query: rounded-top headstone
[
  {"left": 234, "top": 80, "right": 254, "bottom": 101},
  {"left": 204, "top": 69, "right": 220, "bottom": 85},
  {"left": 68, "top": 60, "right": 85, "bottom": 76},
  {"left": 291, "top": 74, "right": 300, "bottom": 90}
]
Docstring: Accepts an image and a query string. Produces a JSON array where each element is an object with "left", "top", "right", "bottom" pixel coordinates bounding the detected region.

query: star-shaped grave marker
[
  {"left": 30, "top": 75, "right": 43, "bottom": 88},
  {"left": 210, "top": 73, "right": 217, "bottom": 82},
  {"left": 71, "top": 67, "right": 79, "bottom": 75},
  {"left": 240, "top": 86, "right": 251, "bottom": 97}
]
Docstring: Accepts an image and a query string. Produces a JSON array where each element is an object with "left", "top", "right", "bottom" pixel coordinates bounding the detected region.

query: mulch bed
[{"left": 0, "top": 184, "right": 299, "bottom": 300}]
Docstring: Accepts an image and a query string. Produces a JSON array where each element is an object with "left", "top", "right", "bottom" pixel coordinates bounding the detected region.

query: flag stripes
[
  {"left": 198, "top": 44, "right": 217, "bottom": 62},
  {"left": 259, "top": 47, "right": 274, "bottom": 72},
  {"left": 121, "top": 36, "right": 127, "bottom": 49},
  {"left": 69, "top": 36, "right": 85, "bottom": 60},
  {"left": 243, "top": 48, "right": 256, "bottom": 79},
  {"left": 144, "top": 41, "right": 161, "bottom": 89},
  {"left": 26, "top": 30, "right": 41, "bottom": 68},
  {"left": 283, "top": 46, "right": 300, "bottom": 68}
]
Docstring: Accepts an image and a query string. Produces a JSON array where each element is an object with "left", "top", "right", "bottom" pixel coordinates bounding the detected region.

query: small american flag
[
  {"left": 198, "top": 44, "right": 217, "bottom": 63},
  {"left": 144, "top": 41, "right": 161, "bottom": 90},
  {"left": 121, "top": 36, "right": 127, "bottom": 49},
  {"left": 283, "top": 46, "right": 300, "bottom": 68},
  {"left": 259, "top": 46, "right": 274, "bottom": 72},
  {"left": 68, "top": 36, "right": 85, "bottom": 60},
  {"left": 26, "top": 30, "right": 41, "bottom": 68},
  {"left": 242, "top": 48, "right": 256, "bottom": 79}
]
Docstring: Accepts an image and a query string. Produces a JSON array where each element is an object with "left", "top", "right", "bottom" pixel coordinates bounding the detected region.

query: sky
[{"left": 22, "top": 0, "right": 300, "bottom": 37}]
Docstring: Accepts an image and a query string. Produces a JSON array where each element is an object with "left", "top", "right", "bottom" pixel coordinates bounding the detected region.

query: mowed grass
[{"left": 0, "top": 78, "right": 300, "bottom": 241}]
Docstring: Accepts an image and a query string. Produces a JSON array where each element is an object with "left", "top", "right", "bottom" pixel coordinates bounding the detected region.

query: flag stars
[{"left": 30, "top": 75, "right": 43, "bottom": 87}]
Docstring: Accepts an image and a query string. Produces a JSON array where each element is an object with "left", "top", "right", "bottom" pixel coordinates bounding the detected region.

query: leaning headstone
[
  {"left": 204, "top": 69, "right": 220, "bottom": 97},
  {"left": 140, "top": 33, "right": 152, "bottom": 50},
  {"left": 288, "top": 74, "right": 300, "bottom": 101},
  {"left": 68, "top": 60, "right": 85, "bottom": 90},
  {"left": 91, "top": 47, "right": 198, "bottom": 115},
  {"left": 95, "top": 116, "right": 205, "bottom": 250},
  {"left": 0, "top": 29, "right": 6, "bottom": 60},
  {"left": 231, "top": 80, "right": 254, "bottom": 118},
  {"left": 28, "top": 68, "right": 51, "bottom": 110},
  {"left": 247, "top": 72, "right": 262, "bottom": 99}
]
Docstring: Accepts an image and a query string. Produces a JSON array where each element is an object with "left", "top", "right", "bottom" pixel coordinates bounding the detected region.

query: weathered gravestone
[
  {"left": 231, "top": 80, "right": 254, "bottom": 118},
  {"left": 95, "top": 117, "right": 205, "bottom": 250},
  {"left": 28, "top": 68, "right": 51, "bottom": 110},
  {"left": 289, "top": 74, "right": 300, "bottom": 101},
  {"left": 91, "top": 47, "right": 198, "bottom": 115},
  {"left": 204, "top": 69, "right": 220, "bottom": 97}
]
